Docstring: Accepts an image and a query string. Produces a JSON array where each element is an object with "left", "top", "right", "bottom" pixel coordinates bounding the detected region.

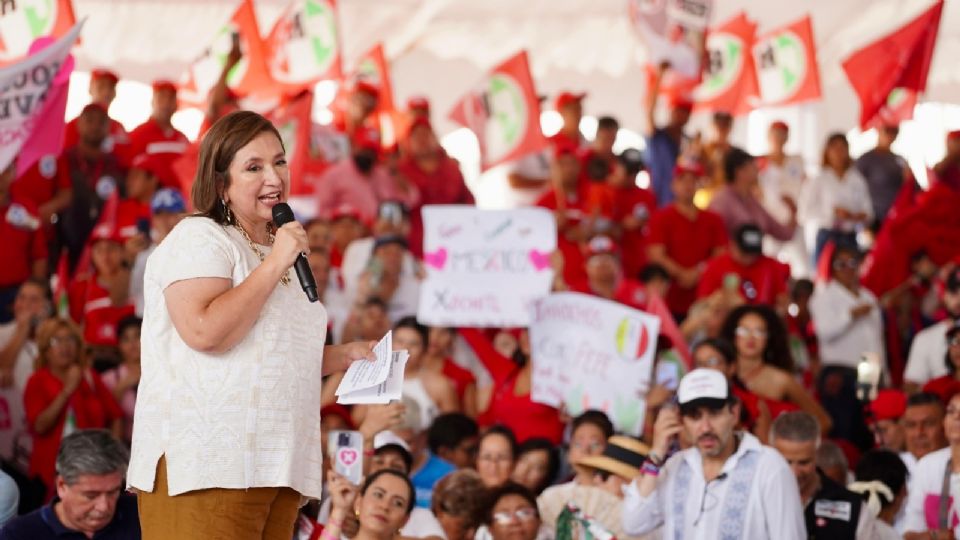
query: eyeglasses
[
  {"left": 570, "top": 440, "right": 605, "bottom": 453},
  {"left": 492, "top": 508, "right": 538, "bottom": 525},
  {"left": 949, "top": 337, "right": 960, "bottom": 348},
  {"left": 479, "top": 454, "right": 512, "bottom": 464},
  {"left": 832, "top": 259, "right": 860, "bottom": 270},
  {"left": 50, "top": 335, "right": 79, "bottom": 347},
  {"left": 735, "top": 327, "right": 767, "bottom": 339}
]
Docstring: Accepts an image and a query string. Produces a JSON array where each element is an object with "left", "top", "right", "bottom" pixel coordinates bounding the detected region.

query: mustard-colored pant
[{"left": 137, "top": 456, "right": 300, "bottom": 540}]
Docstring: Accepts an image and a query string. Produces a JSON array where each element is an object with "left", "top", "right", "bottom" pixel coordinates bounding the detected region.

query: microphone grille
[{"left": 271, "top": 202, "right": 295, "bottom": 226}]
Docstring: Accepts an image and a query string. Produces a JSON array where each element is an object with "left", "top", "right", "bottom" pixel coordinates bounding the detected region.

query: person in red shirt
[
  {"left": 572, "top": 235, "right": 650, "bottom": 311},
  {"left": 406, "top": 96, "right": 431, "bottom": 123},
  {"left": 126, "top": 80, "right": 189, "bottom": 167},
  {"left": 647, "top": 162, "right": 728, "bottom": 317},
  {"left": 338, "top": 80, "right": 381, "bottom": 140},
  {"left": 11, "top": 153, "right": 73, "bottom": 228},
  {"left": 115, "top": 153, "right": 171, "bottom": 244},
  {"left": 550, "top": 92, "right": 587, "bottom": 149},
  {"left": 461, "top": 327, "right": 563, "bottom": 444},
  {"left": 57, "top": 104, "right": 127, "bottom": 272},
  {"left": 537, "top": 143, "right": 591, "bottom": 287},
  {"left": 579, "top": 115, "right": 619, "bottom": 185},
  {"left": 424, "top": 326, "right": 478, "bottom": 417},
  {"left": 68, "top": 226, "right": 135, "bottom": 347},
  {"left": 23, "top": 318, "right": 123, "bottom": 498},
  {"left": 697, "top": 223, "right": 790, "bottom": 308},
  {"left": 400, "top": 118, "right": 475, "bottom": 257},
  {"left": 921, "top": 321, "right": 960, "bottom": 404},
  {"left": 62, "top": 69, "right": 130, "bottom": 159},
  {"left": 933, "top": 130, "right": 960, "bottom": 192},
  {"left": 0, "top": 161, "right": 48, "bottom": 322}
]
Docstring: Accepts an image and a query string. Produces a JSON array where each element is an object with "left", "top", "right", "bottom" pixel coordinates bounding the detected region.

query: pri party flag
[
  {"left": 693, "top": 11, "right": 758, "bottom": 116},
  {"left": 0, "top": 0, "right": 76, "bottom": 66},
  {"left": 752, "top": 15, "right": 822, "bottom": 107},
  {"left": 179, "top": 0, "right": 275, "bottom": 108},
  {"left": 0, "top": 21, "right": 82, "bottom": 175},
  {"left": 448, "top": 50, "right": 548, "bottom": 171},
  {"left": 842, "top": 0, "right": 943, "bottom": 129},
  {"left": 265, "top": 0, "right": 342, "bottom": 96}
]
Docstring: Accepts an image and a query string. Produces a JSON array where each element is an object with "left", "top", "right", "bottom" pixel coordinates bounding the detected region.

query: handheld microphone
[{"left": 271, "top": 202, "right": 319, "bottom": 303}]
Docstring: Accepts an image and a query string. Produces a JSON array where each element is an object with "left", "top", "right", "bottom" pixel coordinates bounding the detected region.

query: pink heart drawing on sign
[
  {"left": 338, "top": 448, "right": 359, "bottom": 467},
  {"left": 424, "top": 247, "right": 448, "bottom": 270},
  {"left": 528, "top": 249, "right": 551, "bottom": 271}
]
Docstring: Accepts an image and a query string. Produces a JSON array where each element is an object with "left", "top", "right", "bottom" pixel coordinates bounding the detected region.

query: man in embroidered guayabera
[{"left": 621, "top": 368, "right": 806, "bottom": 539}]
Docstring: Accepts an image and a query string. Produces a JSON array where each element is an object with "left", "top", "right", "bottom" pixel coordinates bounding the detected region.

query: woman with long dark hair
[{"left": 720, "top": 305, "right": 831, "bottom": 432}]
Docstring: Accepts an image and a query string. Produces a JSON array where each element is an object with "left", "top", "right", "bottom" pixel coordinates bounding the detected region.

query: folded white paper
[
  {"left": 338, "top": 350, "right": 408, "bottom": 405},
  {"left": 335, "top": 331, "right": 392, "bottom": 397}
]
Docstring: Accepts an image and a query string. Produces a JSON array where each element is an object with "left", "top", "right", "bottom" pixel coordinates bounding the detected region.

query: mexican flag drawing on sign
[
  {"left": 448, "top": 50, "right": 547, "bottom": 171},
  {"left": 265, "top": 0, "right": 341, "bottom": 95},
  {"left": 179, "top": 0, "right": 274, "bottom": 107},
  {"left": 0, "top": 0, "right": 76, "bottom": 66},
  {"left": 693, "top": 12, "right": 758, "bottom": 116},
  {"left": 752, "top": 15, "right": 822, "bottom": 107}
]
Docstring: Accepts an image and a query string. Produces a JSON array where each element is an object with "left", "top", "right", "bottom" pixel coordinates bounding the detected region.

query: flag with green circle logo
[
  {"left": 752, "top": 15, "right": 822, "bottom": 107},
  {"left": 692, "top": 12, "right": 758, "bottom": 116},
  {"left": 0, "top": 0, "right": 77, "bottom": 66},
  {"left": 265, "top": 0, "right": 341, "bottom": 95},
  {"left": 448, "top": 50, "right": 547, "bottom": 171}
]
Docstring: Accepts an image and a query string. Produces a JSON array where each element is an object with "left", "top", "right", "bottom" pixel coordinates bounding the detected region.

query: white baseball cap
[
  {"left": 677, "top": 368, "right": 730, "bottom": 406},
  {"left": 374, "top": 430, "right": 410, "bottom": 451}
]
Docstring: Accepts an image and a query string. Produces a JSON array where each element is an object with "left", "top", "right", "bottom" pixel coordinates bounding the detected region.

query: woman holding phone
[{"left": 130, "top": 111, "right": 374, "bottom": 539}]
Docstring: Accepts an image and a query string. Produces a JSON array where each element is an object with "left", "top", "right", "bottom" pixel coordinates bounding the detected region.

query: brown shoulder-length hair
[
  {"left": 191, "top": 111, "right": 285, "bottom": 224},
  {"left": 35, "top": 317, "right": 84, "bottom": 371},
  {"left": 821, "top": 132, "right": 852, "bottom": 171}
]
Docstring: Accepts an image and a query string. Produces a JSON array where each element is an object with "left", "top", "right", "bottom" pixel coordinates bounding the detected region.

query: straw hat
[{"left": 576, "top": 435, "right": 650, "bottom": 480}]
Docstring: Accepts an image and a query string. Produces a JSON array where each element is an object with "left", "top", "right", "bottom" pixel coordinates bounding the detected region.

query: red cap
[
  {"left": 354, "top": 80, "right": 380, "bottom": 98},
  {"left": 407, "top": 96, "right": 430, "bottom": 112},
  {"left": 555, "top": 91, "right": 586, "bottom": 110},
  {"left": 585, "top": 235, "right": 619, "bottom": 259},
  {"left": 668, "top": 94, "right": 694, "bottom": 110},
  {"left": 152, "top": 79, "right": 178, "bottom": 93},
  {"left": 329, "top": 203, "right": 363, "bottom": 222},
  {"left": 320, "top": 404, "right": 356, "bottom": 430},
  {"left": 770, "top": 120, "right": 789, "bottom": 132},
  {"left": 948, "top": 130, "right": 960, "bottom": 141},
  {"left": 553, "top": 139, "right": 579, "bottom": 159},
  {"left": 869, "top": 389, "right": 907, "bottom": 421},
  {"left": 90, "top": 220, "right": 123, "bottom": 244},
  {"left": 90, "top": 68, "right": 119, "bottom": 85},
  {"left": 407, "top": 117, "right": 432, "bottom": 134},
  {"left": 131, "top": 153, "right": 175, "bottom": 188},
  {"left": 673, "top": 160, "right": 705, "bottom": 178},
  {"left": 352, "top": 126, "right": 382, "bottom": 152}
]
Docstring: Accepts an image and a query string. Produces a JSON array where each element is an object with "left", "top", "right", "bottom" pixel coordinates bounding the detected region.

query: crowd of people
[{"left": 1, "top": 53, "right": 960, "bottom": 538}]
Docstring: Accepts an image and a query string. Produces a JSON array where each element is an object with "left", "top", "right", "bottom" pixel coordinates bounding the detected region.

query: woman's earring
[{"left": 221, "top": 199, "right": 233, "bottom": 225}]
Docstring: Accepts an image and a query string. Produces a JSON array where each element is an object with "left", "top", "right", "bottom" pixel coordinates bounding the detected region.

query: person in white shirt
[
  {"left": 902, "top": 391, "right": 960, "bottom": 539},
  {"left": 810, "top": 245, "right": 884, "bottom": 447},
  {"left": 621, "top": 368, "right": 805, "bottom": 539},
  {"left": 129, "top": 188, "right": 187, "bottom": 317},
  {"left": 770, "top": 411, "right": 879, "bottom": 539},
  {"left": 797, "top": 133, "right": 873, "bottom": 265},
  {"left": 759, "top": 121, "right": 809, "bottom": 278},
  {"left": 904, "top": 269, "right": 960, "bottom": 392}
]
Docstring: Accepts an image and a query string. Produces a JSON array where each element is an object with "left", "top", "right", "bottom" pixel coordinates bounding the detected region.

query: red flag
[
  {"left": 868, "top": 87, "right": 919, "bottom": 128},
  {"left": 265, "top": 0, "right": 342, "bottom": 96},
  {"left": 752, "top": 15, "right": 822, "bottom": 107},
  {"left": 448, "top": 50, "right": 548, "bottom": 171},
  {"left": 842, "top": 0, "right": 943, "bottom": 129},
  {"left": 693, "top": 12, "right": 758, "bottom": 116},
  {"left": 266, "top": 92, "right": 314, "bottom": 195},
  {"left": 179, "top": 0, "right": 275, "bottom": 108},
  {"left": 0, "top": 0, "right": 76, "bottom": 66},
  {"left": 329, "top": 43, "right": 398, "bottom": 145},
  {"left": 646, "top": 292, "right": 692, "bottom": 369}
]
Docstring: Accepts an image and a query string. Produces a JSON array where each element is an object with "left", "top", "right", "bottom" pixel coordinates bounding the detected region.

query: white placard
[
  {"left": 530, "top": 292, "right": 661, "bottom": 435},
  {"left": 417, "top": 205, "right": 556, "bottom": 327}
]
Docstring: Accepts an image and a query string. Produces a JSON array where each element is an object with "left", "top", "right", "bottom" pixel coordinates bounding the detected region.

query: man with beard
[
  {"left": 771, "top": 411, "right": 878, "bottom": 539},
  {"left": 905, "top": 268, "right": 960, "bottom": 392},
  {"left": 622, "top": 368, "right": 805, "bottom": 539}
]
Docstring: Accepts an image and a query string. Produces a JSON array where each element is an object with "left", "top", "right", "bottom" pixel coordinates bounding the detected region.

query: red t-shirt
[
  {"left": 68, "top": 276, "right": 136, "bottom": 346},
  {"left": 11, "top": 154, "right": 72, "bottom": 210},
  {"left": 536, "top": 185, "right": 593, "bottom": 288},
  {"left": 441, "top": 358, "right": 476, "bottom": 403},
  {"left": 115, "top": 200, "right": 151, "bottom": 240},
  {"left": 0, "top": 199, "right": 47, "bottom": 287},
  {"left": 697, "top": 252, "right": 789, "bottom": 305},
  {"left": 460, "top": 329, "right": 563, "bottom": 444},
  {"left": 126, "top": 118, "right": 189, "bottom": 182},
  {"left": 24, "top": 368, "right": 123, "bottom": 491},
  {"left": 648, "top": 205, "right": 728, "bottom": 314},
  {"left": 400, "top": 154, "right": 475, "bottom": 257},
  {"left": 606, "top": 185, "right": 657, "bottom": 279},
  {"left": 63, "top": 117, "right": 130, "bottom": 164}
]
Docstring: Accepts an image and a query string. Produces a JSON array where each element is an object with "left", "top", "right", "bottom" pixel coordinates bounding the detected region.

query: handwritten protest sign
[
  {"left": 417, "top": 205, "right": 556, "bottom": 327},
  {"left": 530, "top": 292, "right": 660, "bottom": 435}
]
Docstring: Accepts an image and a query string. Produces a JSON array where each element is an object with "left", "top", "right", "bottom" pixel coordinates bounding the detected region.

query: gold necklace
[{"left": 233, "top": 223, "right": 290, "bottom": 286}]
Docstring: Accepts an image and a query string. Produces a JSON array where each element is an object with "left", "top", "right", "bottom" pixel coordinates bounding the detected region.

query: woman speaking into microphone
[{"left": 129, "top": 111, "right": 373, "bottom": 539}]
